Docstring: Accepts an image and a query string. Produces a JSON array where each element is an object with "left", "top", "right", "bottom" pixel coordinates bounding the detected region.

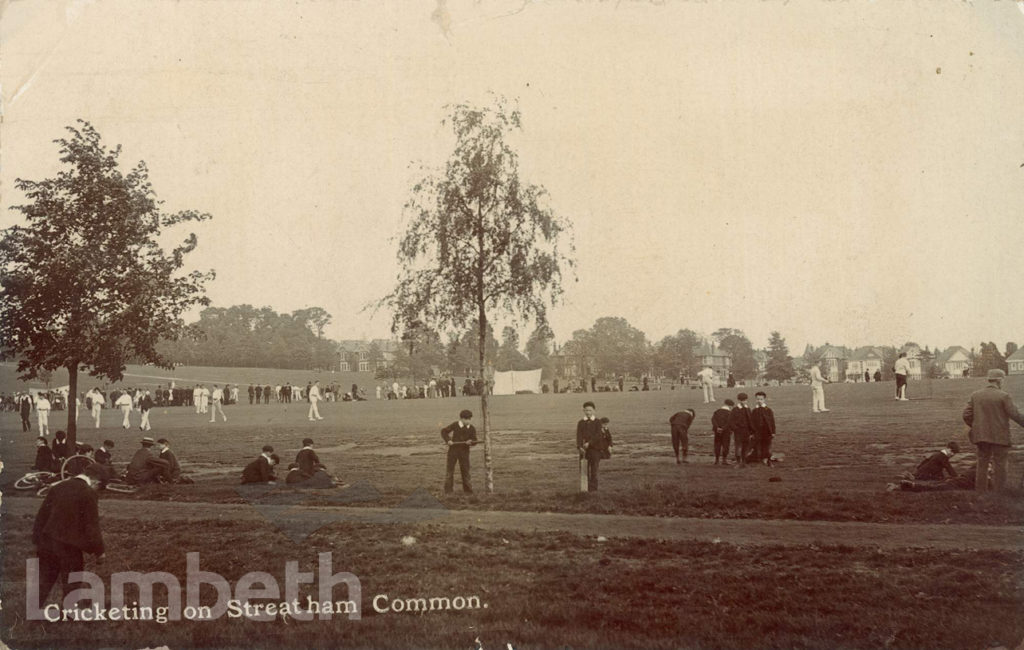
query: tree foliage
[
  {"left": 497, "top": 326, "right": 529, "bottom": 371},
  {"left": 0, "top": 122, "right": 213, "bottom": 448},
  {"left": 973, "top": 341, "right": 1007, "bottom": 376},
  {"left": 713, "top": 328, "right": 757, "bottom": 379},
  {"left": 652, "top": 329, "right": 701, "bottom": 379},
  {"left": 568, "top": 317, "right": 651, "bottom": 379},
  {"left": 764, "top": 331, "right": 795, "bottom": 382},
  {"left": 158, "top": 305, "right": 337, "bottom": 370},
  {"left": 379, "top": 97, "right": 574, "bottom": 492}
]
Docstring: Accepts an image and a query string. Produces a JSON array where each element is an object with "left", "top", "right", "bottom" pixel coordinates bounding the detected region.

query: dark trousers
[
  {"left": 714, "top": 429, "right": 731, "bottom": 461},
  {"left": 896, "top": 375, "right": 908, "bottom": 398},
  {"left": 586, "top": 453, "right": 601, "bottom": 491},
  {"left": 249, "top": 394, "right": 254, "bottom": 404},
  {"left": 21, "top": 413, "right": 31, "bottom": 432},
  {"left": 445, "top": 445, "right": 472, "bottom": 493},
  {"left": 734, "top": 432, "right": 750, "bottom": 464},
  {"left": 671, "top": 425, "right": 690, "bottom": 458},
  {"left": 36, "top": 537, "right": 85, "bottom": 608}
]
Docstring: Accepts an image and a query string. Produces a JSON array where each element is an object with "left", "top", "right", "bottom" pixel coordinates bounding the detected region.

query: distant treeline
[{"left": 156, "top": 305, "right": 338, "bottom": 370}]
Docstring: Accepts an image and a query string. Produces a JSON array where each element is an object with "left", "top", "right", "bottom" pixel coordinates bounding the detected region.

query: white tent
[{"left": 491, "top": 369, "right": 542, "bottom": 395}]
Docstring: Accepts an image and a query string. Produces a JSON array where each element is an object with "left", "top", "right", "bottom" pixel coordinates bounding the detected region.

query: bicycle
[{"left": 16, "top": 455, "right": 137, "bottom": 497}]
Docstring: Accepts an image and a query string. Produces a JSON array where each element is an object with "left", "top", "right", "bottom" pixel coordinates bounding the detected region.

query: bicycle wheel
[
  {"left": 104, "top": 481, "right": 137, "bottom": 494},
  {"left": 61, "top": 454, "right": 97, "bottom": 479},
  {"left": 14, "top": 472, "right": 54, "bottom": 490}
]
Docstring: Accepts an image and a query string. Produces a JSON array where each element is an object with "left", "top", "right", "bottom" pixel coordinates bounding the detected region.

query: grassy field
[{"left": 2, "top": 365, "right": 1023, "bottom": 647}]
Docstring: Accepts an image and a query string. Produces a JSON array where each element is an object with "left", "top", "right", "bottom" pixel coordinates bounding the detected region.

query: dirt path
[{"left": 3, "top": 497, "right": 1020, "bottom": 550}]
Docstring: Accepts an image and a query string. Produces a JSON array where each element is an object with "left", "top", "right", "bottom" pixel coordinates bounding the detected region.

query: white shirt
[
  {"left": 894, "top": 357, "right": 911, "bottom": 376},
  {"left": 809, "top": 366, "right": 826, "bottom": 387},
  {"left": 115, "top": 393, "right": 133, "bottom": 408},
  {"left": 697, "top": 368, "right": 714, "bottom": 383},
  {"left": 309, "top": 385, "right": 322, "bottom": 402},
  {"left": 212, "top": 388, "right": 224, "bottom": 401},
  {"left": 36, "top": 397, "right": 51, "bottom": 411}
]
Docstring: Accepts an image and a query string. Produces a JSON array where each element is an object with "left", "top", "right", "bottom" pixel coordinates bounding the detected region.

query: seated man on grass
[{"left": 285, "top": 438, "right": 336, "bottom": 487}]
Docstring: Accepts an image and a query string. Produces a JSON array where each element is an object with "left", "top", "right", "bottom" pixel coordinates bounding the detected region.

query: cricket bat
[{"left": 579, "top": 451, "right": 588, "bottom": 492}]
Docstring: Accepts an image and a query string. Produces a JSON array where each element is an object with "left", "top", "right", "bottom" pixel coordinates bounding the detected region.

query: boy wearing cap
[
  {"left": 441, "top": 409, "right": 478, "bottom": 493},
  {"left": 33, "top": 437, "right": 57, "bottom": 472},
  {"left": 126, "top": 437, "right": 166, "bottom": 485},
  {"left": 727, "top": 393, "right": 754, "bottom": 466},
  {"left": 750, "top": 391, "right": 777, "bottom": 465},
  {"left": 242, "top": 445, "right": 279, "bottom": 484},
  {"left": 963, "top": 369, "right": 1024, "bottom": 492},
  {"left": 94, "top": 440, "right": 115, "bottom": 467},
  {"left": 576, "top": 401, "right": 607, "bottom": 491},
  {"left": 51, "top": 431, "right": 69, "bottom": 465},
  {"left": 912, "top": 441, "right": 960, "bottom": 481},
  {"left": 711, "top": 399, "right": 735, "bottom": 465}
]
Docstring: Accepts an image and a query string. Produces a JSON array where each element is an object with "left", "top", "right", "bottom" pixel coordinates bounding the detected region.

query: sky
[{"left": 3, "top": 0, "right": 1023, "bottom": 354}]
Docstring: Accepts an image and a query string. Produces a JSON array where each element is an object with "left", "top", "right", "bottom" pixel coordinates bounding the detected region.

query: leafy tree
[
  {"left": 973, "top": 342, "right": 1007, "bottom": 376},
  {"left": 0, "top": 122, "right": 213, "bottom": 449},
  {"left": 497, "top": 326, "right": 529, "bottom": 370},
  {"left": 713, "top": 328, "right": 757, "bottom": 380},
  {"left": 380, "top": 97, "right": 573, "bottom": 492},
  {"left": 880, "top": 346, "right": 899, "bottom": 381},
  {"left": 764, "top": 331, "right": 795, "bottom": 382},
  {"left": 583, "top": 317, "right": 650, "bottom": 379},
  {"left": 524, "top": 322, "right": 555, "bottom": 378},
  {"left": 652, "top": 329, "right": 701, "bottom": 379}
]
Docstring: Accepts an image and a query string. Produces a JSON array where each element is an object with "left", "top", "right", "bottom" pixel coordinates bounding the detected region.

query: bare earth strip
[{"left": 3, "top": 498, "right": 1020, "bottom": 550}]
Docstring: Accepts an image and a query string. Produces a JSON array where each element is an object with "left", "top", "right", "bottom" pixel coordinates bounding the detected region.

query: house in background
[
  {"left": 899, "top": 343, "right": 924, "bottom": 380},
  {"left": 935, "top": 346, "right": 972, "bottom": 378},
  {"left": 817, "top": 345, "right": 847, "bottom": 383},
  {"left": 694, "top": 341, "right": 732, "bottom": 383},
  {"left": 846, "top": 346, "right": 885, "bottom": 382},
  {"left": 337, "top": 339, "right": 398, "bottom": 372},
  {"left": 1007, "top": 347, "right": 1024, "bottom": 375}
]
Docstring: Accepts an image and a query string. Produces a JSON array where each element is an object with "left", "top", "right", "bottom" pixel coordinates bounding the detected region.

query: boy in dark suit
[
  {"left": 728, "top": 393, "right": 753, "bottom": 467},
  {"left": 32, "top": 463, "right": 105, "bottom": 607},
  {"left": 441, "top": 409, "right": 478, "bottom": 493},
  {"left": 912, "top": 441, "right": 960, "bottom": 481},
  {"left": 669, "top": 409, "right": 695, "bottom": 464},
  {"left": 93, "top": 440, "right": 115, "bottom": 467},
  {"left": 750, "top": 391, "right": 777, "bottom": 465},
  {"left": 576, "top": 401, "right": 607, "bottom": 491},
  {"left": 241, "top": 445, "right": 279, "bottom": 484},
  {"left": 33, "top": 437, "right": 56, "bottom": 472},
  {"left": 711, "top": 399, "right": 735, "bottom": 465},
  {"left": 286, "top": 438, "right": 334, "bottom": 487},
  {"left": 51, "top": 431, "right": 69, "bottom": 465}
]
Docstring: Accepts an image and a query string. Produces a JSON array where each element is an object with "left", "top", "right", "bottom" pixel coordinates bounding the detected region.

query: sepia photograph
[{"left": 2, "top": 0, "right": 1023, "bottom": 647}]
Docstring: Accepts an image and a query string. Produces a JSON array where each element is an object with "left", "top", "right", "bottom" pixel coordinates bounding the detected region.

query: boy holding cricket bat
[
  {"left": 441, "top": 409, "right": 478, "bottom": 493},
  {"left": 577, "top": 401, "right": 607, "bottom": 492}
]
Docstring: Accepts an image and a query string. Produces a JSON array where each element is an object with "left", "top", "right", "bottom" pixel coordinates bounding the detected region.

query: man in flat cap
[{"left": 963, "top": 369, "right": 1024, "bottom": 492}]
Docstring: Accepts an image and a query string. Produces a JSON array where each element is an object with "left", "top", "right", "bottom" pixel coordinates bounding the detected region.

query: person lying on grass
[
  {"left": 893, "top": 465, "right": 980, "bottom": 492},
  {"left": 910, "top": 441, "right": 960, "bottom": 481}
]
